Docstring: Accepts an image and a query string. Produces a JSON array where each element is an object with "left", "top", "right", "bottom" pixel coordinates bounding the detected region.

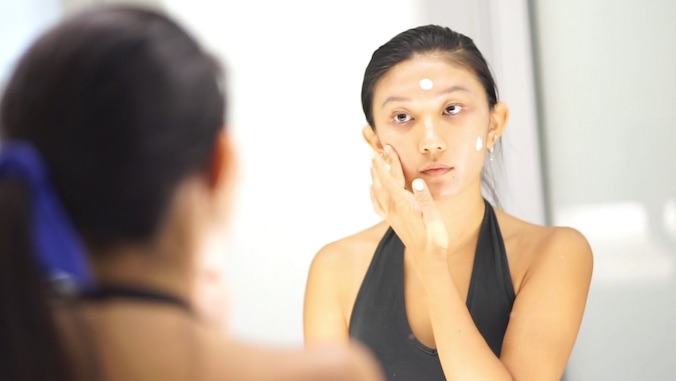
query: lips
[{"left": 420, "top": 164, "right": 453, "bottom": 176}]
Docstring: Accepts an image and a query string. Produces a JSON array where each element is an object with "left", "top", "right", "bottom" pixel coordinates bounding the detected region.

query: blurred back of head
[{"left": 0, "top": 6, "right": 226, "bottom": 380}]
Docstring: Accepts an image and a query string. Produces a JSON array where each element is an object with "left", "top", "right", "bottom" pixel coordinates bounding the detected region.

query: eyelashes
[
  {"left": 391, "top": 104, "right": 464, "bottom": 124},
  {"left": 444, "top": 104, "right": 463, "bottom": 115},
  {"left": 394, "top": 113, "right": 412, "bottom": 123}
]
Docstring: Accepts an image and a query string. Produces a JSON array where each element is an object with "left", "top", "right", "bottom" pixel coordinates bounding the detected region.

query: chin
[{"left": 431, "top": 185, "right": 462, "bottom": 200}]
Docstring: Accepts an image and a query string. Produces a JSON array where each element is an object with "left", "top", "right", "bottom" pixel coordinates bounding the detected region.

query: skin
[
  {"left": 303, "top": 53, "right": 593, "bottom": 381},
  {"left": 57, "top": 132, "right": 384, "bottom": 381}
]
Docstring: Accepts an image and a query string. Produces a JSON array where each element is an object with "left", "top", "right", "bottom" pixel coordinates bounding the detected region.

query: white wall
[
  {"left": 531, "top": 1, "right": 676, "bottom": 379},
  {"left": 0, "top": 0, "right": 61, "bottom": 88}
]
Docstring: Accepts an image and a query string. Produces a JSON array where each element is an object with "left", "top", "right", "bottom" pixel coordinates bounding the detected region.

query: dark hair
[
  {"left": 361, "top": 24, "right": 498, "bottom": 128},
  {"left": 0, "top": 6, "right": 225, "bottom": 380},
  {"left": 360, "top": 24, "right": 502, "bottom": 205}
]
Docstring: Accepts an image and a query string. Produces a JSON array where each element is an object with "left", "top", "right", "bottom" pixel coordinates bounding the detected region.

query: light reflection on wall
[
  {"left": 556, "top": 201, "right": 675, "bottom": 284},
  {"left": 531, "top": 1, "right": 676, "bottom": 379}
]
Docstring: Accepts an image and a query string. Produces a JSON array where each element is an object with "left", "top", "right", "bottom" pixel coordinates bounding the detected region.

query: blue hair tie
[{"left": 0, "top": 142, "right": 92, "bottom": 290}]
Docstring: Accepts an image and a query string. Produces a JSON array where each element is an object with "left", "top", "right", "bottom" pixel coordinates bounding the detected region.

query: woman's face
[{"left": 368, "top": 54, "right": 505, "bottom": 199}]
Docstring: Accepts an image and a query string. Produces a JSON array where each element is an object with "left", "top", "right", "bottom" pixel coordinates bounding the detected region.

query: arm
[
  {"left": 417, "top": 228, "right": 592, "bottom": 381},
  {"left": 499, "top": 227, "right": 593, "bottom": 379},
  {"left": 208, "top": 337, "right": 384, "bottom": 381}
]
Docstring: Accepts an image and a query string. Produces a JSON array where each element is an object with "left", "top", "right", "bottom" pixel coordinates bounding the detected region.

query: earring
[{"left": 488, "top": 135, "right": 499, "bottom": 162}]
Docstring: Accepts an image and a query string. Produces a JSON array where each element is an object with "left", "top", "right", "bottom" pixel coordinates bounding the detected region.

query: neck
[
  {"left": 89, "top": 239, "right": 197, "bottom": 303},
  {"left": 434, "top": 185, "right": 487, "bottom": 252},
  {"left": 87, "top": 180, "right": 209, "bottom": 304}
]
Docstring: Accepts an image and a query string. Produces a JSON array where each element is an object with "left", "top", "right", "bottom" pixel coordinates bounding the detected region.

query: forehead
[{"left": 373, "top": 54, "right": 484, "bottom": 101}]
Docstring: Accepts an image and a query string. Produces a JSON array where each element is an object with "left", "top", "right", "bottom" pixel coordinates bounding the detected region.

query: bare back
[{"left": 57, "top": 301, "right": 383, "bottom": 381}]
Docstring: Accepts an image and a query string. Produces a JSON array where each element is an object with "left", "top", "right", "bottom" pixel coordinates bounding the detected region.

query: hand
[{"left": 369, "top": 145, "right": 449, "bottom": 263}]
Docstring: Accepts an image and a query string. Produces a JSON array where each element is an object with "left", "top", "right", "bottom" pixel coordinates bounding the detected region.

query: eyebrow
[{"left": 380, "top": 85, "right": 472, "bottom": 108}]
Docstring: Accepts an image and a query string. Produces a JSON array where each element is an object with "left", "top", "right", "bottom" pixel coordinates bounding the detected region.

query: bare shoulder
[
  {"left": 310, "top": 221, "right": 390, "bottom": 276},
  {"left": 494, "top": 209, "right": 593, "bottom": 291},
  {"left": 306, "top": 221, "right": 390, "bottom": 323}
]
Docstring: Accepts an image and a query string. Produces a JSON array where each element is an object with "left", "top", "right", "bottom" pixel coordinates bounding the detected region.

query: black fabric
[
  {"left": 80, "top": 284, "right": 192, "bottom": 313},
  {"left": 349, "top": 199, "right": 515, "bottom": 380}
]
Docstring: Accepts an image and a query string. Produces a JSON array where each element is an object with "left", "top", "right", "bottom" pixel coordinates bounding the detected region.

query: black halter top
[
  {"left": 349, "top": 199, "right": 515, "bottom": 380},
  {"left": 80, "top": 285, "right": 192, "bottom": 313}
]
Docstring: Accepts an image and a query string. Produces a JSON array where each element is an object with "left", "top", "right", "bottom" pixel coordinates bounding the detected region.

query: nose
[{"left": 418, "top": 118, "right": 446, "bottom": 154}]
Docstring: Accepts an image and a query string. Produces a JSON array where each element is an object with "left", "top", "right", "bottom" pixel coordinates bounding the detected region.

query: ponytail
[
  {"left": 0, "top": 179, "right": 73, "bottom": 381},
  {"left": 0, "top": 143, "right": 90, "bottom": 381}
]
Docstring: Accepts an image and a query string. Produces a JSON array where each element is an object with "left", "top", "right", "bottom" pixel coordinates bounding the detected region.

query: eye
[
  {"left": 444, "top": 104, "right": 463, "bottom": 115},
  {"left": 394, "top": 113, "right": 412, "bottom": 123}
]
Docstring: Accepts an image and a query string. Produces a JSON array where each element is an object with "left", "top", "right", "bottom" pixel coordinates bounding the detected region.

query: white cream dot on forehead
[
  {"left": 475, "top": 136, "right": 483, "bottom": 151},
  {"left": 419, "top": 78, "right": 433, "bottom": 90}
]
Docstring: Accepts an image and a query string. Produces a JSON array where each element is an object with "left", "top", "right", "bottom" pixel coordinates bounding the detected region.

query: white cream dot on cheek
[
  {"left": 419, "top": 78, "right": 433, "bottom": 90},
  {"left": 475, "top": 136, "right": 483, "bottom": 151}
]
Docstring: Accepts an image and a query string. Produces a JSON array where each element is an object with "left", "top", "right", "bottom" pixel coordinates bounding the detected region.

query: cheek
[
  {"left": 390, "top": 143, "right": 416, "bottom": 166},
  {"left": 448, "top": 129, "right": 484, "bottom": 154},
  {"left": 455, "top": 135, "right": 487, "bottom": 177},
  {"left": 443, "top": 131, "right": 488, "bottom": 181},
  {"left": 378, "top": 136, "right": 419, "bottom": 180}
]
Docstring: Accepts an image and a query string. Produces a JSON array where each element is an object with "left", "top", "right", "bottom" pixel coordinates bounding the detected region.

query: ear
[
  {"left": 488, "top": 102, "right": 509, "bottom": 147},
  {"left": 361, "top": 125, "right": 384, "bottom": 152},
  {"left": 206, "top": 129, "right": 235, "bottom": 192}
]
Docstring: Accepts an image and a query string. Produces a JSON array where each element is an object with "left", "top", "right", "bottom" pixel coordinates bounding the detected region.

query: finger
[
  {"left": 411, "top": 178, "right": 448, "bottom": 250},
  {"left": 369, "top": 159, "right": 381, "bottom": 189},
  {"left": 371, "top": 149, "right": 403, "bottom": 194},
  {"left": 370, "top": 161, "right": 388, "bottom": 217},
  {"left": 383, "top": 145, "right": 405, "bottom": 189},
  {"left": 372, "top": 153, "right": 414, "bottom": 224},
  {"left": 369, "top": 185, "right": 386, "bottom": 219}
]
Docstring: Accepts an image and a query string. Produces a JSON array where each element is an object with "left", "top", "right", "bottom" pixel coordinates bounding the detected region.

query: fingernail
[
  {"left": 412, "top": 178, "right": 424, "bottom": 191},
  {"left": 384, "top": 145, "right": 392, "bottom": 154}
]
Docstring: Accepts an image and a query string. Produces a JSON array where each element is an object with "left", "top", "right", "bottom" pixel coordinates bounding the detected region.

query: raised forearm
[{"left": 421, "top": 264, "right": 514, "bottom": 381}]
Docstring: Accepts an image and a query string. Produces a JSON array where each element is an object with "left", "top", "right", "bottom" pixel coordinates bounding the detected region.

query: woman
[
  {"left": 304, "top": 25, "right": 593, "bottom": 380},
  {"left": 0, "top": 6, "right": 383, "bottom": 381}
]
